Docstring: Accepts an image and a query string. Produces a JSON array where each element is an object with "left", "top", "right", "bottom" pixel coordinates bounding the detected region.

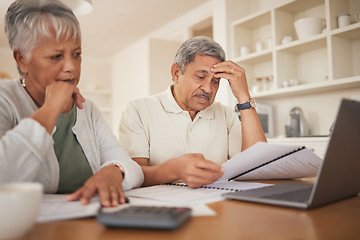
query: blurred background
[{"left": 0, "top": 0, "right": 359, "bottom": 158}]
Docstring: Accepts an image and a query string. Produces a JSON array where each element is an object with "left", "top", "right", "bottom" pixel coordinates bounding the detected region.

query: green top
[{"left": 53, "top": 104, "right": 93, "bottom": 194}]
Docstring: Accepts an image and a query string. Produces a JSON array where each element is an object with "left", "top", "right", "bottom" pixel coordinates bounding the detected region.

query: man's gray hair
[
  {"left": 5, "top": 0, "right": 81, "bottom": 63},
  {"left": 174, "top": 36, "right": 226, "bottom": 73}
]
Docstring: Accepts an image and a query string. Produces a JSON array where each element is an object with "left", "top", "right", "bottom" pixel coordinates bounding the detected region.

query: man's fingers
[
  {"left": 185, "top": 173, "right": 221, "bottom": 188},
  {"left": 181, "top": 156, "right": 224, "bottom": 187},
  {"left": 195, "top": 158, "right": 223, "bottom": 173}
]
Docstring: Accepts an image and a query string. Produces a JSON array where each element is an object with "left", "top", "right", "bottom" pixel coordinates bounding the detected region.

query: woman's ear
[
  {"left": 13, "top": 50, "right": 28, "bottom": 75},
  {"left": 171, "top": 63, "right": 181, "bottom": 84}
]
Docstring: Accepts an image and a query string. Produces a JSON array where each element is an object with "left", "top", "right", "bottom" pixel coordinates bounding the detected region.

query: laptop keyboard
[{"left": 263, "top": 186, "right": 313, "bottom": 202}]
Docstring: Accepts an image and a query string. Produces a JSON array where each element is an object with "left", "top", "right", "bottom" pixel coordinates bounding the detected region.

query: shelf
[
  {"left": 233, "top": 50, "right": 272, "bottom": 64},
  {"left": 276, "top": 34, "right": 326, "bottom": 53},
  {"left": 330, "top": 24, "right": 360, "bottom": 79},
  {"left": 231, "top": 0, "right": 360, "bottom": 101},
  {"left": 232, "top": 10, "right": 271, "bottom": 27},
  {"left": 330, "top": 22, "right": 360, "bottom": 39},
  {"left": 232, "top": 10, "right": 272, "bottom": 59},
  {"left": 253, "top": 76, "right": 360, "bottom": 99},
  {"left": 328, "top": 0, "right": 360, "bottom": 30},
  {"left": 226, "top": 0, "right": 360, "bottom": 138}
]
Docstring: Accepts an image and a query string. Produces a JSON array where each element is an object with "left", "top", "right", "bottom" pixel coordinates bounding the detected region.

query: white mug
[
  {"left": 337, "top": 14, "right": 351, "bottom": 28},
  {"left": 0, "top": 182, "right": 43, "bottom": 239},
  {"left": 240, "top": 46, "right": 250, "bottom": 57},
  {"left": 255, "top": 40, "right": 263, "bottom": 52},
  {"left": 267, "top": 37, "right": 273, "bottom": 49}
]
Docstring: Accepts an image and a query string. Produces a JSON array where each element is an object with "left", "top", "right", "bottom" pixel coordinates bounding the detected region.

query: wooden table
[{"left": 19, "top": 180, "right": 360, "bottom": 240}]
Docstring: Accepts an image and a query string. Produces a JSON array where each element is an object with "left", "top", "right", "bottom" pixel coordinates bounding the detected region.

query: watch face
[{"left": 250, "top": 98, "right": 256, "bottom": 109}]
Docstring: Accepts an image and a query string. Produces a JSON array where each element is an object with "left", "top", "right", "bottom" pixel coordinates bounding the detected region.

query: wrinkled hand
[
  {"left": 211, "top": 61, "right": 250, "bottom": 103},
  {"left": 173, "top": 153, "right": 224, "bottom": 188},
  {"left": 67, "top": 165, "right": 126, "bottom": 207},
  {"left": 44, "top": 81, "right": 85, "bottom": 114}
]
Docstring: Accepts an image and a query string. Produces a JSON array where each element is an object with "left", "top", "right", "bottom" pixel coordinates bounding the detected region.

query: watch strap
[
  {"left": 236, "top": 97, "right": 255, "bottom": 110},
  {"left": 237, "top": 101, "right": 252, "bottom": 110}
]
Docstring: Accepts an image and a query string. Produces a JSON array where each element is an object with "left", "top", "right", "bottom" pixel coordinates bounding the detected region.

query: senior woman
[{"left": 0, "top": 0, "right": 143, "bottom": 207}]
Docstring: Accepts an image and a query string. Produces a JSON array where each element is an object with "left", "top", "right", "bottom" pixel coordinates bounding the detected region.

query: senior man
[{"left": 119, "top": 36, "right": 266, "bottom": 188}]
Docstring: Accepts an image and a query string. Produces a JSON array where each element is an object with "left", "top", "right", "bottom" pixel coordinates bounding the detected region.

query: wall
[
  {"left": 148, "top": 38, "right": 181, "bottom": 95},
  {"left": 111, "top": 38, "right": 150, "bottom": 138},
  {"left": 0, "top": 48, "right": 19, "bottom": 80},
  {"left": 78, "top": 56, "right": 111, "bottom": 92},
  {"left": 110, "top": 1, "right": 214, "bottom": 137}
]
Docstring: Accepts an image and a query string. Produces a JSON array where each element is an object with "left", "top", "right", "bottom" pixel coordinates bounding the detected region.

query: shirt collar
[{"left": 159, "top": 85, "right": 215, "bottom": 119}]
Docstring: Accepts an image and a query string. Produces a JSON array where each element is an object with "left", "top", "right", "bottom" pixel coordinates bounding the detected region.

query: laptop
[{"left": 223, "top": 99, "right": 360, "bottom": 209}]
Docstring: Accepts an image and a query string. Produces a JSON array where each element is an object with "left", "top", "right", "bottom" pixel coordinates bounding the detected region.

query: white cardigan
[{"left": 0, "top": 79, "right": 143, "bottom": 193}]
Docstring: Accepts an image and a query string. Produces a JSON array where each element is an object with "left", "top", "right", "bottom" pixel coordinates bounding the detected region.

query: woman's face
[{"left": 20, "top": 37, "right": 82, "bottom": 97}]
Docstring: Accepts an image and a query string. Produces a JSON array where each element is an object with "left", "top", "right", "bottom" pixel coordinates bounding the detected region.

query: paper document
[
  {"left": 37, "top": 194, "right": 218, "bottom": 222},
  {"left": 218, "top": 142, "right": 323, "bottom": 181},
  {"left": 103, "top": 198, "right": 216, "bottom": 216},
  {"left": 125, "top": 181, "right": 270, "bottom": 205},
  {"left": 37, "top": 194, "right": 100, "bottom": 222}
]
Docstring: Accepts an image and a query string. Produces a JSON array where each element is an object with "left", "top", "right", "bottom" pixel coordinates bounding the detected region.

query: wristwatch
[{"left": 235, "top": 97, "right": 256, "bottom": 111}]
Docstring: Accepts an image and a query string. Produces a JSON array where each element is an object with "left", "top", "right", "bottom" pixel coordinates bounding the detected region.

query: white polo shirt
[{"left": 119, "top": 86, "right": 242, "bottom": 166}]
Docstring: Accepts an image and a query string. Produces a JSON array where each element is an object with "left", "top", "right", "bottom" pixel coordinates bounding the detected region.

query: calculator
[{"left": 96, "top": 206, "right": 192, "bottom": 229}]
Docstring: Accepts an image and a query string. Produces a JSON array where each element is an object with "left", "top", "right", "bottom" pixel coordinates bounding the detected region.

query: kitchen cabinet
[{"left": 230, "top": 0, "right": 360, "bottom": 100}]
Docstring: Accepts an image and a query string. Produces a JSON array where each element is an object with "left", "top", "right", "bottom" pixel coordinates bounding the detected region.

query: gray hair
[
  {"left": 174, "top": 36, "right": 226, "bottom": 73},
  {"left": 5, "top": 0, "right": 81, "bottom": 74}
]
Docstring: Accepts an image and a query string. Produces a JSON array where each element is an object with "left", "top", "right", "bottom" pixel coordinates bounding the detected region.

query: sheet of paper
[
  {"left": 234, "top": 148, "right": 322, "bottom": 180},
  {"left": 218, "top": 142, "right": 323, "bottom": 181},
  {"left": 37, "top": 193, "right": 217, "bottom": 223},
  {"left": 37, "top": 194, "right": 100, "bottom": 223},
  {"left": 204, "top": 180, "right": 270, "bottom": 190},
  {"left": 125, "top": 182, "right": 270, "bottom": 205},
  {"left": 102, "top": 198, "right": 216, "bottom": 216}
]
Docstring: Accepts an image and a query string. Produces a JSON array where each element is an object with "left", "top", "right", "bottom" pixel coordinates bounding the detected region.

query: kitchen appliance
[
  {"left": 285, "top": 107, "right": 309, "bottom": 137},
  {"left": 235, "top": 102, "right": 274, "bottom": 138},
  {"left": 256, "top": 103, "right": 274, "bottom": 138}
]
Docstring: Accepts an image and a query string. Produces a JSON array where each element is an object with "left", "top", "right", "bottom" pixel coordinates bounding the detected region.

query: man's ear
[
  {"left": 13, "top": 50, "right": 28, "bottom": 75},
  {"left": 171, "top": 63, "right": 181, "bottom": 84}
]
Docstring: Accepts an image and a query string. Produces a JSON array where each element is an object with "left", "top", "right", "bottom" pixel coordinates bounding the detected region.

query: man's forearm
[{"left": 140, "top": 160, "right": 179, "bottom": 187}]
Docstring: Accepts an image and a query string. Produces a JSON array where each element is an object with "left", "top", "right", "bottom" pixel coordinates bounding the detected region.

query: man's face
[{"left": 172, "top": 54, "right": 222, "bottom": 113}]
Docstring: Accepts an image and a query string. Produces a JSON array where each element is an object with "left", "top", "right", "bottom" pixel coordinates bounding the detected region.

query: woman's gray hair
[
  {"left": 174, "top": 36, "right": 226, "bottom": 73},
  {"left": 5, "top": 0, "right": 81, "bottom": 62}
]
